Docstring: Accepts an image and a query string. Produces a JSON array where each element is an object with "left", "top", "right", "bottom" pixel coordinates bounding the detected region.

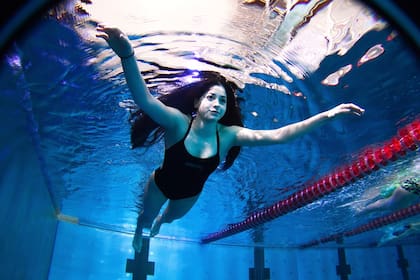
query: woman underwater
[{"left": 96, "top": 25, "right": 365, "bottom": 252}]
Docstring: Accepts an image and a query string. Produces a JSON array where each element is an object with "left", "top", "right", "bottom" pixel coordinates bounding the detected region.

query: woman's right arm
[{"left": 96, "top": 25, "right": 183, "bottom": 129}]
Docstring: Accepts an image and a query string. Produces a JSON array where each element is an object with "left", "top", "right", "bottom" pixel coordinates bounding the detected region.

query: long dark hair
[{"left": 129, "top": 71, "right": 243, "bottom": 170}]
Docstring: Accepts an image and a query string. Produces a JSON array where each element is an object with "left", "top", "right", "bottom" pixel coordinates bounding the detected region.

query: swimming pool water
[{"left": 1, "top": 0, "right": 419, "bottom": 279}]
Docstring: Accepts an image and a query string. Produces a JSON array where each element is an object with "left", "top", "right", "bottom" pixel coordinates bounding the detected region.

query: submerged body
[
  {"left": 357, "top": 157, "right": 420, "bottom": 214},
  {"left": 96, "top": 25, "right": 365, "bottom": 252},
  {"left": 378, "top": 221, "right": 420, "bottom": 246},
  {"left": 154, "top": 118, "right": 220, "bottom": 200},
  {"left": 360, "top": 177, "right": 419, "bottom": 213}
]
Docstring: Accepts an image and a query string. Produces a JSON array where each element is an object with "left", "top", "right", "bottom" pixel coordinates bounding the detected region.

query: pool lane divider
[
  {"left": 300, "top": 202, "right": 420, "bottom": 248},
  {"left": 201, "top": 119, "right": 420, "bottom": 243}
]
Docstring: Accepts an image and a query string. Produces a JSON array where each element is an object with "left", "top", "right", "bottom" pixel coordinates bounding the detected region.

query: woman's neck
[{"left": 191, "top": 117, "right": 218, "bottom": 137}]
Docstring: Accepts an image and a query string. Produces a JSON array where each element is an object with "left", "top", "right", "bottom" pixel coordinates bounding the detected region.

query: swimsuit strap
[
  {"left": 182, "top": 118, "right": 194, "bottom": 141},
  {"left": 186, "top": 118, "right": 194, "bottom": 140}
]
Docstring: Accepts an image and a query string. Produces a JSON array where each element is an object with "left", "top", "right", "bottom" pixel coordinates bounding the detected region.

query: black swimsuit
[{"left": 154, "top": 120, "right": 220, "bottom": 200}]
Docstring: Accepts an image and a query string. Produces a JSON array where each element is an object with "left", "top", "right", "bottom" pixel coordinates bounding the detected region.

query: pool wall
[
  {"left": 0, "top": 77, "right": 57, "bottom": 279},
  {"left": 47, "top": 220, "right": 420, "bottom": 280}
]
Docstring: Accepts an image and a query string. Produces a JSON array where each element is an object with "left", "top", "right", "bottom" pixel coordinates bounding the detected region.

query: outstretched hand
[
  {"left": 327, "top": 103, "right": 365, "bottom": 118},
  {"left": 96, "top": 25, "right": 134, "bottom": 58}
]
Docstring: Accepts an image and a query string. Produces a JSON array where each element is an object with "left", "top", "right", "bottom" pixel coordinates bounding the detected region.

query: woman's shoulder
[
  {"left": 218, "top": 123, "right": 241, "bottom": 133},
  {"left": 217, "top": 123, "right": 243, "bottom": 144},
  {"left": 170, "top": 112, "right": 191, "bottom": 127},
  {"left": 165, "top": 114, "right": 191, "bottom": 142}
]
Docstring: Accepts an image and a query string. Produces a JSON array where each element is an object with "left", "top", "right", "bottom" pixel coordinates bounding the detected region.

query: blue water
[{"left": 1, "top": 1, "right": 419, "bottom": 279}]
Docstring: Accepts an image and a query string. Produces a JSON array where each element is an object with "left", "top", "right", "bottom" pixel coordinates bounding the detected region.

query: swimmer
[
  {"left": 356, "top": 158, "right": 419, "bottom": 214},
  {"left": 377, "top": 221, "right": 420, "bottom": 246},
  {"left": 361, "top": 178, "right": 419, "bottom": 213},
  {"left": 96, "top": 25, "right": 365, "bottom": 252}
]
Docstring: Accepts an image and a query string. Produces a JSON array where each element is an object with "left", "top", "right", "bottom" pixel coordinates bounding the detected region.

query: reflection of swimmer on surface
[
  {"left": 242, "top": 0, "right": 312, "bottom": 12},
  {"left": 242, "top": 0, "right": 285, "bottom": 15},
  {"left": 355, "top": 158, "right": 420, "bottom": 214},
  {"left": 377, "top": 221, "right": 420, "bottom": 247}
]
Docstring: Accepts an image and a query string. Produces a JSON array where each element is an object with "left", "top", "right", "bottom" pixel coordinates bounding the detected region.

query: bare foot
[{"left": 150, "top": 215, "right": 163, "bottom": 237}]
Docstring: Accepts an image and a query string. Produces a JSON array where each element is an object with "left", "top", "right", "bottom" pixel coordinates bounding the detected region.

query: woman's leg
[
  {"left": 150, "top": 195, "right": 200, "bottom": 236},
  {"left": 133, "top": 172, "right": 167, "bottom": 252}
]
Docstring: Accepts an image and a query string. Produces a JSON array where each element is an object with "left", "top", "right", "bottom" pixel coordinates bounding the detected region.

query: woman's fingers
[
  {"left": 95, "top": 33, "right": 108, "bottom": 40},
  {"left": 94, "top": 24, "right": 133, "bottom": 57},
  {"left": 338, "top": 103, "right": 363, "bottom": 113},
  {"left": 95, "top": 24, "right": 109, "bottom": 40},
  {"left": 345, "top": 103, "right": 365, "bottom": 116},
  {"left": 327, "top": 103, "right": 365, "bottom": 118},
  {"left": 96, "top": 24, "right": 117, "bottom": 36}
]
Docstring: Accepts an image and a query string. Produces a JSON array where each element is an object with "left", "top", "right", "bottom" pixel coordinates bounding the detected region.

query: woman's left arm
[{"left": 232, "top": 103, "right": 365, "bottom": 146}]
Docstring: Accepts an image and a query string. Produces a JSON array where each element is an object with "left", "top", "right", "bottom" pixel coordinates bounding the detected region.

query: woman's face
[{"left": 196, "top": 85, "right": 227, "bottom": 121}]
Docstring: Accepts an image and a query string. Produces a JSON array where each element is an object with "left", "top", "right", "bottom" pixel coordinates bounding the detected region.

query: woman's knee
[
  {"left": 161, "top": 197, "right": 199, "bottom": 223},
  {"left": 161, "top": 211, "right": 183, "bottom": 223}
]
